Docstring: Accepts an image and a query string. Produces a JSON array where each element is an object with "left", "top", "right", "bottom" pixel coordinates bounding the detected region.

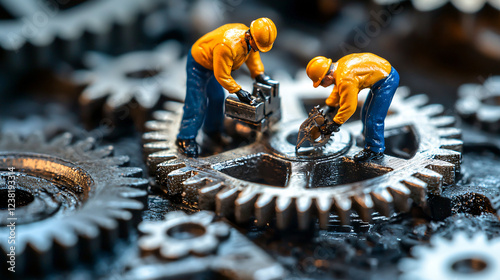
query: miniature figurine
[
  {"left": 305, "top": 53, "right": 400, "bottom": 162},
  {"left": 177, "top": 17, "right": 278, "bottom": 157}
]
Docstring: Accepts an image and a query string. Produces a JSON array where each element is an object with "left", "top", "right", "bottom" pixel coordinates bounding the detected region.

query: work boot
[
  {"left": 353, "top": 148, "right": 383, "bottom": 162},
  {"left": 176, "top": 138, "right": 200, "bottom": 157}
]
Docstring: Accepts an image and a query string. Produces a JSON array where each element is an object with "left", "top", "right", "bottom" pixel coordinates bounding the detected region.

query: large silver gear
[
  {"left": 0, "top": 132, "right": 148, "bottom": 275},
  {"left": 0, "top": 0, "right": 159, "bottom": 70},
  {"left": 74, "top": 40, "right": 185, "bottom": 129},
  {"left": 399, "top": 231, "right": 500, "bottom": 280},
  {"left": 143, "top": 72, "right": 462, "bottom": 230},
  {"left": 374, "top": 0, "right": 500, "bottom": 13}
]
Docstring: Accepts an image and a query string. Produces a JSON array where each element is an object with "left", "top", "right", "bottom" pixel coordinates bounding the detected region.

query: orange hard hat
[
  {"left": 306, "top": 56, "right": 332, "bottom": 88},
  {"left": 250, "top": 18, "right": 277, "bottom": 53}
]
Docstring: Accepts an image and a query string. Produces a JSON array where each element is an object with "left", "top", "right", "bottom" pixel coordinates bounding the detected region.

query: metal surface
[
  {"left": 74, "top": 41, "right": 185, "bottom": 129},
  {"left": 0, "top": 0, "right": 159, "bottom": 70},
  {"left": 0, "top": 132, "right": 148, "bottom": 276},
  {"left": 399, "top": 231, "right": 500, "bottom": 280},
  {"left": 143, "top": 76, "right": 463, "bottom": 229},
  {"left": 126, "top": 210, "right": 287, "bottom": 280},
  {"left": 374, "top": 0, "right": 500, "bottom": 13}
]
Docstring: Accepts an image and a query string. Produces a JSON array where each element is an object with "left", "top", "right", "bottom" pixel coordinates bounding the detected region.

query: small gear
[
  {"left": 74, "top": 40, "right": 185, "bottom": 129},
  {"left": 374, "top": 0, "right": 500, "bottom": 13},
  {"left": 0, "top": 0, "right": 159, "bottom": 70},
  {"left": 456, "top": 76, "right": 500, "bottom": 133},
  {"left": 399, "top": 231, "right": 500, "bottom": 280},
  {"left": 138, "top": 210, "right": 230, "bottom": 259},
  {"left": 143, "top": 73, "right": 462, "bottom": 230},
  {"left": 0, "top": 132, "right": 148, "bottom": 276}
]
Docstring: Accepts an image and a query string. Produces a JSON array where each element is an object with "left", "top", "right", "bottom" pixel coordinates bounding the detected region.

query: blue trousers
[
  {"left": 177, "top": 51, "right": 225, "bottom": 140},
  {"left": 360, "top": 67, "right": 400, "bottom": 153}
]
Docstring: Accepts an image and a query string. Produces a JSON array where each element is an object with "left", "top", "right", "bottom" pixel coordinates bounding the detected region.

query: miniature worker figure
[
  {"left": 306, "top": 53, "right": 400, "bottom": 162},
  {"left": 177, "top": 18, "right": 277, "bottom": 157}
]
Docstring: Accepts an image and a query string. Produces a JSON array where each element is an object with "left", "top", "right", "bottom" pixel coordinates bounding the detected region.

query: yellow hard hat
[
  {"left": 250, "top": 18, "right": 277, "bottom": 53},
  {"left": 306, "top": 56, "right": 332, "bottom": 88}
]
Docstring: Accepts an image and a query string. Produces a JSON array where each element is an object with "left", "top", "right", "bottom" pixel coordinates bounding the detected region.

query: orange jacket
[
  {"left": 326, "top": 53, "right": 392, "bottom": 124},
  {"left": 191, "top": 23, "right": 265, "bottom": 93}
]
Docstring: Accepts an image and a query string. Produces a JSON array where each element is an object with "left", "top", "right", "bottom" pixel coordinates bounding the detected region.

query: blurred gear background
[{"left": 0, "top": 0, "right": 499, "bottom": 279}]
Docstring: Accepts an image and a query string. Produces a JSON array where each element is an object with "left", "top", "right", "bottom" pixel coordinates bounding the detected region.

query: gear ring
[
  {"left": 399, "top": 232, "right": 500, "bottom": 280},
  {"left": 143, "top": 74, "right": 462, "bottom": 230},
  {"left": 74, "top": 41, "right": 185, "bottom": 129},
  {"left": 0, "top": 132, "right": 148, "bottom": 275},
  {"left": 138, "top": 211, "right": 230, "bottom": 260}
]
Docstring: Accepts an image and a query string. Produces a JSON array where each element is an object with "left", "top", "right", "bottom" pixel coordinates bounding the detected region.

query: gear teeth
[
  {"left": 199, "top": 181, "right": 225, "bottom": 210},
  {"left": 91, "top": 146, "right": 115, "bottom": 158},
  {"left": 296, "top": 197, "right": 313, "bottom": 230},
  {"left": 316, "top": 197, "right": 334, "bottom": 229},
  {"left": 142, "top": 131, "right": 170, "bottom": 143},
  {"left": 235, "top": 187, "right": 260, "bottom": 223},
  {"left": 182, "top": 172, "right": 221, "bottom": 204},
  {"left": 333, "top": 198, "right": 352, "bottom": 225},
  {"left": 439, "top": 138, "right": 463, "bottom": 152},
  {"left": 166, "top": 166, "right": 196, "bottom": 195},
  {"left": 432, "top": 148, "right": 462, "bottom": 171},
  {"left": 163, "top": 101, "right": 184, "bottom": 111},
  {"left": 352, "top": 194, "right": 374, "bottom": 222},
  {"left": 118, "top": 167, "right": 143, "bottom": 177},
  {"left": 430, "top": 116, "right": 456, "bottom": 127},
  {"left": 156, "top": 158, "right": 185, "bottom": 185},
  {"left": 401, "top": 176, "right": 428, "bottom": 207},
  {"left": 404, "top": 94, "right": 429, "bottom": 107},
  {"left": 143, "top": 141, "right": 170, "bottom": 155},
  {"left": 420, "top": 104, "right": 444, "bottom": 117},
  {"left": 370, "top": 188, "right": 394, "bottom": 217},
  {"left": 426, "top": 159, "right": 456, "bottom": 185},
  {"left": 24, "top": 133, "right": 45, "bottom": 146},
  {"left": 216, "top": 186, "right": 240, "bottom": 218},
  {"left": 388, "top": 183, "right": 411, "bottom": 212},
  {"left": 413, "top": 168, "right": 444, "bottom": 195},
  {"left": 255, "top": 193, "right": 276, "bottom": 227},
  {"left": 74, "top": 138, "right": 96, "bottom": 152},
  {"left": 145, "top": 120, "right": 170, "bottom": 132},
  {"left": 148, "top": 151, "right": 177, "bottom": 174},
  {"left": 276, "top": 196, "right": 294, "bottom": 229},
  {"left": 437, "top": 127, "right": 462, "bottom": 139},
  {"left": 49, "top": 133, "right": 73, "bottom": 147}
]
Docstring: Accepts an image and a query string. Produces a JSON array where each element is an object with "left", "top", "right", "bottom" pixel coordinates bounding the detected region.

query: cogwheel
[
  {"left": 374, "top": 0, "right": 500, "bottom": 13},
  {"left": 74, "top": 40, "right": 185, "bottom": 129},
  {"left": 399, "top": 232, "right": 500, "bottom": 280},
  {"left": 0, "top": 0, "right": 159, "bottom": 70},
  {"left": 143, "top": 72, "right": 462, "bottom": 230},
  {"left": 0, "top": 132, "right": 148, "bottom": 276},
  {"left": 456, "top": 76, "right": 500, "bottom": 133},
  {"left": 138, "top": 211, "right": 230, "bottom": 259}
]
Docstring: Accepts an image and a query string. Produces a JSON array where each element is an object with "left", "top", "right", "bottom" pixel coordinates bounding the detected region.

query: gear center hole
[
  {"left": 0, "top": 188, "right": 34, "bottom": 209},
  {"left": 451, "top": 257, "right": 488, "bottom": 274},
  {"left": 167, "top": 223, "right": 206, "bottom": 240},
  {"left": 126, "top": 69, "right": 162, "bottom": 79}
]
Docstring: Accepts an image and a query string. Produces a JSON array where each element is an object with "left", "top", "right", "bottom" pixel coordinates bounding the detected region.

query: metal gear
[
  {"left": 125, "top": 210, "right": 286, "bottom": 280},
  {"left": 74, "top": 40, "right": 185, "bottom": 129},
  {"left": 399, "top": 231, "right": 500, "bottom": 280},
  {"left": 0, "top": 0, "right": 159, "bottom": 70},
  {"left": 139, "top": 210, "right": 230, "bottom": 259},
  {"left": 143, "top": 72, "right": 462, "bottom": 230},
  {"left": 456, "top": 76, "right": 500, "bottom": 133},
  {"left": 374, "top": 0, "right": 500, "bottom": 13},
  {"left": 0, "top": 132, "right": 148, "bottom": 276}
]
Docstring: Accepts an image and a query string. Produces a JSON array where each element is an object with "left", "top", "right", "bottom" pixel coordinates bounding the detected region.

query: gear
[
  {"left": 126, "top": 210, "right": 286, "bottom": 280},
  {"left": 456, "top": 76, "right": 500, "bottom": 133},
  {"left": 0, "top": 0, "right": 158, "bottom": 70},
  {"left": 374, "top": 0, "right": 500, "bottom": 13},
  {"left": 138, "top": 210, "right": 230, "bottom": 259},
  {"left": 0, "top": 132, "right": 148, "bottom": 276},
  {"left": 74, "top": 40, "right": 185, "bottom": 129},
  {"left": 143, "top": 71, "right": 462, "bottom": 230},
  {"left": 399, "top": 231, "right": 500, "bottom": 280}
]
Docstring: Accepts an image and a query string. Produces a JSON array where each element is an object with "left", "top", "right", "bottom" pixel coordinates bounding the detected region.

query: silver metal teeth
[{"left": 144, "top": 85, "right": 463, "bottom": 229}]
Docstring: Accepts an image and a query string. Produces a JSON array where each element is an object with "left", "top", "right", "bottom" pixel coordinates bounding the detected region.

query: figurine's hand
[
  {"left": 255, "top": 73, "right": 273, "bottom": 85},
  {"left": 235, "top": 89, "right": 255, "bottom": 105},
  {"left": 320, "top": 120, "right": 341, "bottom": 135}
]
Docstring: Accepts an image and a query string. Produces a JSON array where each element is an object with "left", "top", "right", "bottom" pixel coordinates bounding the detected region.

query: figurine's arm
[
  {"left": 333, "top": 82, "right": 358, "bottom": 125},
  {"left": 213, "top": 44, "right": 241, "bottom": 93},
  {"left": 325, "top": 86, "right": 340, "bottom": 107},
  {"left": 245, "top": 49, "right": 265, "bottom": 79}
]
